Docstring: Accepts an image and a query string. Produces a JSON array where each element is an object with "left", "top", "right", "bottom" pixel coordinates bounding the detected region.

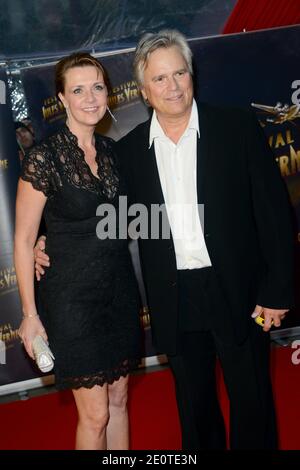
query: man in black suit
[
  {"left": 35, "top": 30, "right": 293, "bottom": 449},
  {"left": 116, "top": 30, "right": 293, "bottom": 450}
]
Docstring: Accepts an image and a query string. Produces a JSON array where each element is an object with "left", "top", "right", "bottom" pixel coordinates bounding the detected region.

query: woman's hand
[
  {"left": 18, "top": 315, "right": 48, "bottom": 360},
  {"left": 34, "top": 235, "right": 50, "bottom": 281}
]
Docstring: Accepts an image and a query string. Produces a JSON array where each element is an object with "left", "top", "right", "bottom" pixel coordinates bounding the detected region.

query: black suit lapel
[
  {"left": 137, "top": 120, "right": 166, "bottom": 207},
  {"left": 140, "top": 105, "right": 211, "bottom": 207},
  {"left": 136, "top": 120, "right": 174, "bottom": 244},
  {"left": 147, "top": 143, "right": 166, "bottom": 206},
  {"left": 136, "top": 105, "right": 211, "bottom": 243},
  {"left": 197, "top": 102, "right": 210, "bottom": 205}
]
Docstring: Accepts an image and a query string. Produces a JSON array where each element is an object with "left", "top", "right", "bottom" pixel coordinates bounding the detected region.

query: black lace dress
[{"left": 21, "top": 126, "right": 141, "bottom": 389}]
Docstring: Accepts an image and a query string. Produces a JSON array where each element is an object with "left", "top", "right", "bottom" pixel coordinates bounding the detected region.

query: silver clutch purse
[{"left": 32, "top": 335, "right": 55, "bottom": 373}]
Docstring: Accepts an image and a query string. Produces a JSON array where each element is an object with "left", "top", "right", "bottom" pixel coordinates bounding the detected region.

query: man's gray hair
[{"left": 133, "top": 29, "right": 193, "bottom": 88}]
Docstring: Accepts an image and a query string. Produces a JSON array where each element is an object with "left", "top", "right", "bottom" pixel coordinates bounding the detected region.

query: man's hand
[
  {"left": 34, "top": 235, "right": 50, "bottom": 281},
  {"left": 251, "top": 305, "right": 288, "bottom": 332}
]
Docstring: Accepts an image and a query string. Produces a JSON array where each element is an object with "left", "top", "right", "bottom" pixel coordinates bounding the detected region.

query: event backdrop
[
  {"left": 192, "top": 25, "right": 300, "bottom": 328},
  {"left": 1, "top": 24, "right": 299, "bottom": 388},
  {"left": 0, "top": 67, "right": 43, "bottom": 387}
]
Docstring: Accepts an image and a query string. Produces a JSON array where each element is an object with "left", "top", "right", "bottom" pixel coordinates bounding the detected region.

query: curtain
[{"left": 223, "top": 0, "right": 300, "bottom": 33}]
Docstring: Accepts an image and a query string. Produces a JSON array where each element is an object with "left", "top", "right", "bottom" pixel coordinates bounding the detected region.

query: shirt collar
[{"left": 149, "top": 98, "right": 200, "bottom": 148}]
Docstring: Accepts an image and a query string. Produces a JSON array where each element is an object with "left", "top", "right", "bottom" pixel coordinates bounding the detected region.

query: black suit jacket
[{"left": 116, "top": 102, "right": 294, "bottom": 355}]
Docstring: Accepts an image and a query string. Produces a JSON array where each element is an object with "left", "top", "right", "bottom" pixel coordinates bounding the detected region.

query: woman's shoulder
[
  {"left": 23, "top": 129, "right": 66, "bottom": 171},
  {"left": 23, "top": 142, "right": 51, "bottom": 168}
]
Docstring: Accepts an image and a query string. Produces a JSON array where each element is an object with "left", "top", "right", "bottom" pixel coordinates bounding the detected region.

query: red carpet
[{"left": 0, "top": 346, "right": 299, "bottom": 450}]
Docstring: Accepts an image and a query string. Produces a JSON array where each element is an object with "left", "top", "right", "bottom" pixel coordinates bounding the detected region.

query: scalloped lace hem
[{"left": 56, "top": 358, "right": 140, "bottom": 390}]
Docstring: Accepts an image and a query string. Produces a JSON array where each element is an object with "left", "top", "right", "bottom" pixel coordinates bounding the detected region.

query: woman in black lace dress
[{"left": 15, "top": 53, "right": 141, "bottom": 450}]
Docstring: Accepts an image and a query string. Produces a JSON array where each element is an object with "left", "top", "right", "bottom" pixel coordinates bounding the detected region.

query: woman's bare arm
[{"left": 14, "top": 179, "right": 48, "bottom": 358}]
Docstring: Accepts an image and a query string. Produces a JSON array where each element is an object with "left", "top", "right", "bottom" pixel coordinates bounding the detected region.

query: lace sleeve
[{"left": 21, "top": 144, "right": 54, "bottom": 197}]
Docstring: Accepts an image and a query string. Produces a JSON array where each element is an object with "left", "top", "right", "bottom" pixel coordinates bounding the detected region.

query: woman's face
[{"left": 59, "top": 65, "right": 107, "bottom": 129}]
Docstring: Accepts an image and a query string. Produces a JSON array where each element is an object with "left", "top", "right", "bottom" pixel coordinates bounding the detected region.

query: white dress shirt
[{"left": 149, "top": 99, "right": 212, "bottom": 270}]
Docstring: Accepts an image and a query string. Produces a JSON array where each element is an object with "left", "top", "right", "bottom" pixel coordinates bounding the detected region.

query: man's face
[
  {"left": 141, "top": 46, "right": 193, "bottom": 121},
  {"left": 16, "top": 126, "right": 34, "bottom": 149}
]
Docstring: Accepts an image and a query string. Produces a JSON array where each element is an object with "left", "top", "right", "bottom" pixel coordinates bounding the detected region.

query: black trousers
[{"left": 167, "top": 267, "right": 277, "bottom": 450}]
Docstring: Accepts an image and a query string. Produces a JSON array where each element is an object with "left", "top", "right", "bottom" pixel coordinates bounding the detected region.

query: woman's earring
[{"left": 106, "top": 106, "right": 117, "bottom": 123}]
